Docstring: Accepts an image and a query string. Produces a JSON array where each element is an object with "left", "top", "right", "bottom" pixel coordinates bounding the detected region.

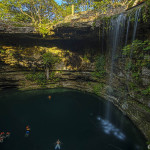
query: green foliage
[
  {"left": 141, "top": 86, "right": 150, "bottom": 95},
  {"left": 141, "top": 0, "right": 150, "bottom": 23},
  {"left": 125, "top": 60, "right": 132, "bottom": 70},
  {"left": 82, "top": 55, "right": 89, "bottom": 61},
  {"left": 62, "top": 0, "right": 93, "bottom": 12},
  {"left": 123, "top": 40, "right": 144, "bottom": 56},
  {"left": 61, "top": 4, "right": 72, "bottom": 16},
  {"left": 49, "top": 71, "right": 60, "bottom": 82},
  {"left": 0, "top": 49, "right": 5, "bottom": 54},
  {"left": 0, "top": 0, "right": 65, "bottom": 36},
  {"left": 132, "top": 72, "right": 139, "bottom": 80},
  {"left": 36, "top": 23, "right": 54, "bottom": 37},
  {"left": 61, "top": 22, "right": 71, "bottom": 27},
  {"left": 92, "top": 22, "right": 96, "bottom": 28},
  {"left": 42, "top": 52, "right": 60, "bottom": 80},
  {"left": 25, "top": 71, "right": 59, "bottom": 85},
  {"left": 128, "top": 81, "right": 140, "bottom": 92},
  {"left": 95, "top": 55, "right": 105, "bottom": 71},
  {"left": 42, "top": 52, "right": 59, "bottom": 68},
  {"left": 123, "top": 40, "right": 150, "bottom": 97},
  {"left": 92, "top": 55, "right": 106, "bottom": 79},
  {"left": 137, "top": 103, "right": 150, "bottom": 113},
  {"left": 26, "top": 72, "right": 46, "bottom": 85},
  {"left": 93, "top": 83, "right": 104, "bottom": 96},
  {"left": 122, "top": 40, "right": 150, "bottom": 71},
  {"left": 93, "top": 0, "right": 111, "bottom": 13}
]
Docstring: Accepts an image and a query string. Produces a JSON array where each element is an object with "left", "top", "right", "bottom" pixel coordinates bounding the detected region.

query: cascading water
[
  {"left": 106, "top": 13, "right": 126, "bottom": 120},
  {"left": 132, "top": 8, "right": 141, "bottom": 42},
  {"left": 105, "top": 7, "right": 142, "bottom": 121},
  {"left": 101, "top": 21, "right": 105, "bottom": 53},
  {"left": 130, "top": 8, "right": 141, "bottom": 57},
  {"left": 121, "top": 16, "right": 131, "bottom": 117},
  {"left": 125, "top": 16, "right": 131, "bottom": 46}
]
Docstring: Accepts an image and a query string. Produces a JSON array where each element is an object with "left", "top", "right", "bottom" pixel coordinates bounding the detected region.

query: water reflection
[{"left": 97, "top": 116, "right": 126, "bottom": 141}]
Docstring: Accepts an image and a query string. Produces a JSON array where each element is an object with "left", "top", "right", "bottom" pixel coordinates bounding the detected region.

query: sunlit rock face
[
  {"left": 0, "top": 38, "right": 96, "bottom": 91},
  {"left": 0, "top": 45, "right": 94, "bottom": 71}
]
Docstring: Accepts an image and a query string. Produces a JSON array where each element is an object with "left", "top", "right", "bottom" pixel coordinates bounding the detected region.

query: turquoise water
[{"left": 0, "top": 88, "right": 147, "bottom": 150}]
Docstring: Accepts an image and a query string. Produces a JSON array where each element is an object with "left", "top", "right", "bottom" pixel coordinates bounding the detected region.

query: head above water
[{"left": 48, "top": 96, "right": 51, "bottom": 99}]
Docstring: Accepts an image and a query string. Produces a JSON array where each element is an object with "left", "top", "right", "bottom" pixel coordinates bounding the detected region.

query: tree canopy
[
  {"left": 0, "top": 0, "right": 147, "bottom": 36},
  {"left": 0, "top": 0, "right": 65, "bottom": 35}
]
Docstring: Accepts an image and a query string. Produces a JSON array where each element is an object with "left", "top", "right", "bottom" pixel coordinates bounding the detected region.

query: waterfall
[
  {"left": 125, "top": 16, "right": 131, "bottom": 46},
  {"left": 129, "top": 8, "right": 141, "bottom": 58},
  {"left": 121, "top": 16, "right": 131, "bottom": 116},
  {"left": 109, "top": 14, "right": 126, "bottom": 71},
  {"left": 101, "top": 21, "right": 105, "bottom": 53},
  {"left": 104, "top": 6, "right": 142, "bottom": 121},
  {"left": 132, "top": 8, "right": 141, "bottom": 42},
  {"left": 106, "top": 13, "right": 126, "bottom": 120}
]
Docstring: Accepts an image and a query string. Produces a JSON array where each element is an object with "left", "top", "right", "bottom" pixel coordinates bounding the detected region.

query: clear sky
[{"left": 55, "top": 0, "right": 62, "bottom": 5}]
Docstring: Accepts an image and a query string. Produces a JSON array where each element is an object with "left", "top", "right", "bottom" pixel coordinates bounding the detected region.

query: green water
[{"left": 0, "top": 88, "right": 147, "bottom": 150}]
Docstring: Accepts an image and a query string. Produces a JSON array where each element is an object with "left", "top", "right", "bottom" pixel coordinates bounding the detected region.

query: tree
[
  {"left": 0, "top": 0, "right": 64, "bottom": 36},
  {"left": 42, "top": 52, "right": 59, "bottom": 80},
  {"left": 61, "top": 0, "right": 94, "bottom": 12}
]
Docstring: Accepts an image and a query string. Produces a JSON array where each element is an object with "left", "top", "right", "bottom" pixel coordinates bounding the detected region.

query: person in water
[
  {"left": 0, "top": 132, "right": 4, "bottom": 143},
  {"left": 25, "top": 125, "right": 31, "bottom": 137},
  {"left": 55, "top": 139, "right": 61, "bottom": 149},
  {"left": 48, "top": 96, "right": 51, "bottom": 100},
  {"left": 5, "top": 132, "right": 10, "bottom": 138},
  {"left": 0, "top": 136, "right": 3, "bottom": 143},
  {"left": 0, "top": 132, "right": 11, "bottom": 142},
  {"left": 0, "top": 132, "right": 5, "bottom": 138},
  {"left": 26, "top": 125, "right": 30, "bottom": 130}
]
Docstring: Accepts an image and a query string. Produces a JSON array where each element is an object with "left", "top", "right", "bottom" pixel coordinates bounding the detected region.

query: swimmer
[
  {"left": 0, "top": 132, "right": 5, "bottom": 143},
  {"left": 5, "top": 132, "right": 10, "bottom": 138},
  {"left": 26, "top": 125, "right": 31, "bottom": 131},
  {"left": 0, "top": 132, "right": 5, "bottom": 139},
  {"left": 55, "top": 139, "right": 61, "bottom": 150},
  {"left": 25, "top": 125, "right": 31, "bottom": 137},
  {"left": 26, "top": 128, "right": 30, "bottom": 131},
  {"left": 0, "top": 137, "right": 3, "bottom": 143},
  {"left": 25, "top": 130, "right": 30, "bottom": 137},
  {"left": 48, "top": 96, "right": 51, "bottom": 100}
]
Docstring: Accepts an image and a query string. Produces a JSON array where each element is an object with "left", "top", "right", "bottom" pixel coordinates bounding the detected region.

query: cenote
[
  {"left": 0, "top": 88, "right": 147, "bottom": 150},
  {"left": 0, "top": 1, "right": 150, "bottom": 149}
]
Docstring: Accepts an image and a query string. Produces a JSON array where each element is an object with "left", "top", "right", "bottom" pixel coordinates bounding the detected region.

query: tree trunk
[
  {"left": 72, "top": 4, "right": 74, "bottom": 15},
  {"left": 46, "top": 66, "right": 49, "bottom": 80}
]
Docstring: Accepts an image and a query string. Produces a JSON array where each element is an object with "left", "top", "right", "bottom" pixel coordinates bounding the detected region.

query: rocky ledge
[{"left": 0, "top": 21, "right": 35, "bottom": 33}]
